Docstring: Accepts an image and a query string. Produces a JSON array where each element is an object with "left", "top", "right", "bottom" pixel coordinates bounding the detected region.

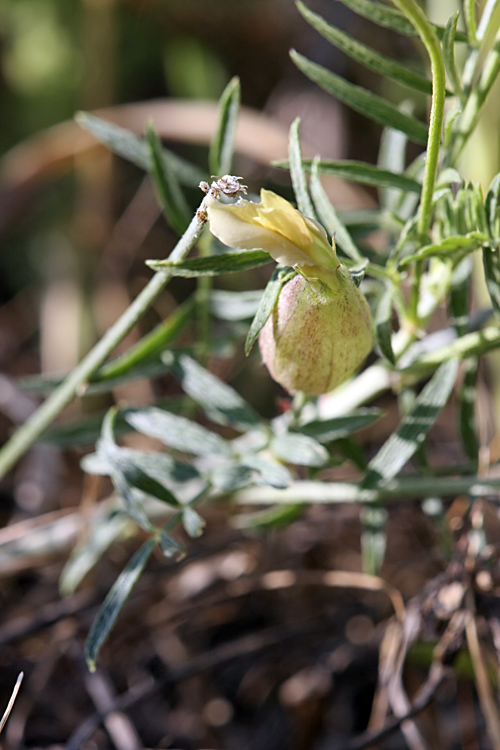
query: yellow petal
[
  {"left": 206, "top": 190, "right": 338, "bottom": 271},
  {"left": 207, "top": 200, "right": 312, "bottom": 266}
]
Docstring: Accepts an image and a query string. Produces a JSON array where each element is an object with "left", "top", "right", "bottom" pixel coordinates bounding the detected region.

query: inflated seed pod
[{"left": 259, "top": 266, "right": 373, "bottom": 395}]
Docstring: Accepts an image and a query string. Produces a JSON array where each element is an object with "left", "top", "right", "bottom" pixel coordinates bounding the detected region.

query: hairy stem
[{"left": 390, "top": 0, "right": 446, "bottom": 323}]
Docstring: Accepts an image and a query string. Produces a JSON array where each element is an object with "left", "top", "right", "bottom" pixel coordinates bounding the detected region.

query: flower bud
[{"left": 259, "top": 266, "right": 373, "bottom": 395}]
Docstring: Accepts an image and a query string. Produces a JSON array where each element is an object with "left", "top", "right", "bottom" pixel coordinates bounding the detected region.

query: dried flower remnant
[{"left": 207, "top": 186, "right": 373, "bottom": 395}]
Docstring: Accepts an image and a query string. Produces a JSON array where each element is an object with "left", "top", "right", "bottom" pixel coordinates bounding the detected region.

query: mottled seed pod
[{"left": 259, "top": 267, "right": 373, "bottom": 396}]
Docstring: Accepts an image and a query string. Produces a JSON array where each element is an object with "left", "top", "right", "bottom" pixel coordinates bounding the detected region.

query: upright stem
[
  {"left": 0, "top": 202, "right": 209, "bottom": 479},
  {"left": 390, "top": 0, "right": 446, "bottom": 322}
]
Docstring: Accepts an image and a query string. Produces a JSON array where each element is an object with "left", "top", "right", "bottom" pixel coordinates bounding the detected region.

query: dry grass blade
[
  {"left": 465, "top": 592, "right": 500, "bottom": 750},
  {"left": 0, "top": 672, "right": 23, "bottom": 734}
]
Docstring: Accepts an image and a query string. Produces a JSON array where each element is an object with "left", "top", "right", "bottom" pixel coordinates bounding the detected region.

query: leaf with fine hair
[
  {"left": 362, "top": 358, "right": 459, "bottom": 488},
  {"left": 297, "top": 2, "right": 433, "bottom": 95},
  {"left": 333, "top": 0, "right": 468, "bottom": 41},
  {"left": 146, "top": 124, "right": 191, "bottom": 235},
  {"left": 288, "top": 117, "right": 316, "bottom": 219},
  {"left": 278, "top": 158, "right": 422, "bottom": 194},
  {"left": 148, "top": 249, "right": 272, "bottom": 277},
  {"left": 85, "top": 537, "right": 156, "bottom": 671},
  {"left": 163, "top": 352, "right": 263, "bottom": 430},
  {"left": 209, "top": 76, "right": 241, "bottom": 177},
  {"left": 125, "top": 407, "right": 234, "bottom": 457},
  {"left": 310, "top": 161, "right": 363, "bottom": 261},
  {"left": 75, "top": 112, "right": 206, "bottom": 186},
  {"left": 291, "top": 50, "right": 429, "bottom": 145}
]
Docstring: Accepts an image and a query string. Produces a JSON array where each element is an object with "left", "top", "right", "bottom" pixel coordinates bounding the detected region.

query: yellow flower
[
  {"left": 207, "top": 188, "right": 339, "bottom": 273},
  {"left": 207, "top": 188, "right": 373, "bottom": 395}
]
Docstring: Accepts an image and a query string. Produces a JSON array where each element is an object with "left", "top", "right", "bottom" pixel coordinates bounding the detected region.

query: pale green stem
[
  {"left": 389, "top": 0, "right": 446, "bottom": 323},
  {"left": 0, "top": 201, "right": 209, "bottom": 479},
  {"left": 451, "top": 30, "right": 500, "bottom": 164}
]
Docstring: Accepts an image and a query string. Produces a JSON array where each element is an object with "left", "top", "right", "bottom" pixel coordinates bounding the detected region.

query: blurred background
[{"left": 1, "top": 1, "right": 499, "bottom": 748}]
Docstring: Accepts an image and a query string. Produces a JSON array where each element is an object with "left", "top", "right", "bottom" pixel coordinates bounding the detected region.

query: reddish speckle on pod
[{"left": 258, "top": 270, "right": 373, "bottom": 396}]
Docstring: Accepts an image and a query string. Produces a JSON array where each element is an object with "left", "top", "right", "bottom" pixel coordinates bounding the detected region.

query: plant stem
[
  {"left": 0, "top": 201, "right": 209, "bottom": 479},
  {"left": 390, "top": 0, "right": 446, "bottom": 323}
]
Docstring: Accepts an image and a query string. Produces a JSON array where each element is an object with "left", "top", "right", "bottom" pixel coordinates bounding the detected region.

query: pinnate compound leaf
[
  {"left": 125, "top": 407, "right": 234, "bottom": 457},
  {"left": 297, "top": 2, "right": 432, "bottom": 95},
  {"left": 85, "top": 538, "right": 156, "bottom": 671},
  {"left": 401, "top": 232, "right": 488, "bottom": 266},
  {"left": 362, "top": 358, "right": 459, "bottom": 488},
  {"left": 163, "top": 353, "right": 262, "bottom": 430},
  {"left": 333, "top": 0, "right": 467, "bottom": 41},
  {"left": 209, "top": 76, "right": 241, "bottom": 177},
  {"left": 148, "top": 249, "right": 272, "bottom": 277},
  {"left": 60, "top": 509, "right": 130, "bottom": 595},
  {"left": 291, "top": 50, "right": 428, "bottom": 145}
]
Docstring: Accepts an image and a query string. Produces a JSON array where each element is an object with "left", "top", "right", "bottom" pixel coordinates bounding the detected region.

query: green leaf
[
  {"left": 485, "top": 172, "right": 500, "bottom": 238},
  {"left": 234, "top": 503, "right": 304, "bottom": 530},
  {"left": 310, "top": 160, "right": 363, "bottom": 261},
  {"left": 159, "top": 527, "right": 186, "bottom": 558},
  {"left": 209, "top": 289, "right": 263, "bottom": 321},
  {"left": 374, "top": 287, "right": 395, "bottom": 365},
  {"left": 163, "top": 352, "right": 262, "bottom": 430},
  {"left": 362, "top": 358, "right": 459, "bottom": 488},
  {"left": 241, "top": 453, "right": 293, "bottom": 488},
  {"left": 75, "top": 112, "right": 206, "bottom": 186},
  {"left": 84, "top": 447, "right": 201, "bottom": 486},
  {"left": 458, "top": 358, "right": 479, "bottom": 462},
  {"left": 209, "top": 76, "right": 241, "bottom": 177},
  {"left": 125, "top": 406, "right": 234, "bottom": 457},
  {"left": 106, "top": 448, "right": 181, "bottom": 508},
  {"left": 295, "top": 409, "right": 382, "bottom": 443},
  {"left": 297, "top": 2, "right": 432, "bottom": 94},
  {"left": 288, "top": 118, "right": 316, "bottom": 218},
  {"left": 182, "top": 506, "right": 206, "bottom": 538},
  {"left": 281, "top": 158, "right": 422, "bottom": 194},
  {"left": 291, "top": 50, "right": 429, "bottom": 144},
  {"left": 60, "top": 509, "right": 130, "bottom": 595},
  {"left": 271, "top": 433, "right": 329, "bottom": 467},
  {"left": 443, "top": 12, "right": 463, "bottom": 102},
  {"left": 85, "top": 537, "right": 156, "bottom": 671},
  {"left": 93, "top": 295, "right": 196, "bottom": 384},
  {"left": 400, "top": 232, "right": 488, "bottom": 266},
  {"left": 148, "top": 249, "right": 272, "bottom": 277},
  {"left": 210, "top": 462, "right": 254, "bottom": 491},
  {"left": 483, "top": 245, "right": 500, "bottom": 319},
  {"left": 333, "top": 0, "right": 468, "bottom": 42},
  {"left": 245, "top": 266, "right": 296, "bottom": 355},
  {"left": 146, "top": 124, "right": 190, "bottom": 235},
  {"left": 377, "top": 114, "right": 410, "bottom": 213}
]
